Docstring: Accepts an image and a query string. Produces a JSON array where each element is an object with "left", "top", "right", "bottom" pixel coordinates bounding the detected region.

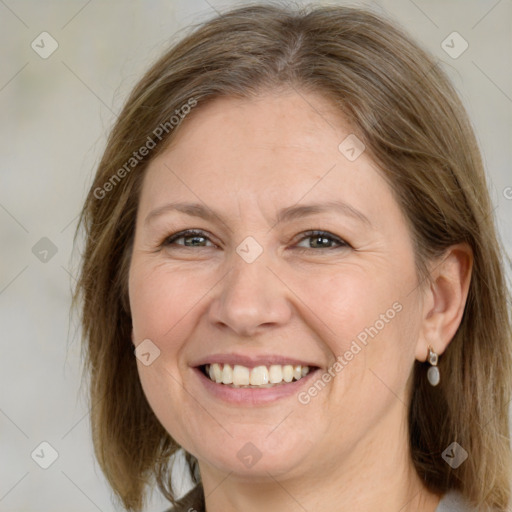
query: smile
[{"left": 201, "top": 363, "right": 311, "bottom": 388}]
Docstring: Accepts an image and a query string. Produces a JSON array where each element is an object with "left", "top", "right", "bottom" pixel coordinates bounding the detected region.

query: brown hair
[{"left": 73, "top": 3, "right": 512, "bottom": 510}]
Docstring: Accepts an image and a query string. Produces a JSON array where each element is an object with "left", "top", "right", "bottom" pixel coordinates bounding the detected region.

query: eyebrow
[{"left": 144, "top": 200, "right": 372, "bottom": 228}]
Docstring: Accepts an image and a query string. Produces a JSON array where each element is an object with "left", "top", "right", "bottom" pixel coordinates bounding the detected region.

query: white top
[{"left": 435, "top": 490, "right": 476, "bottom": 511}]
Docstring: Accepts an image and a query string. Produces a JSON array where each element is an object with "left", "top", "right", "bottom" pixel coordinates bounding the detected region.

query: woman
[{"left": 73, "top": 4, "right": 512, "bottom": 511}]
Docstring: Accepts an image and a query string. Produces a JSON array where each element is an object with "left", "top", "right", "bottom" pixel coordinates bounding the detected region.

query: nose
[{"left": 207, "top": 248, "right": 293, "bottom": 338}]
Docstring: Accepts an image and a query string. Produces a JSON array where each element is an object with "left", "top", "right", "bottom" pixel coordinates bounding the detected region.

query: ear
[{"left": 415, "top": 242, "right": 473, "bottom": 362}]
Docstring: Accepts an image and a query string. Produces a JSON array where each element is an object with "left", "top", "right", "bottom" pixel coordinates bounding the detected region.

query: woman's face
[{"left": 129, "top": 90, "right": 426, "bottom": 481}]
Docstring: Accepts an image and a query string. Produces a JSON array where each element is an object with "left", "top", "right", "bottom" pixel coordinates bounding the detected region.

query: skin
[{"left": 128, "top": 89, "right": 473, "bottom": 512}]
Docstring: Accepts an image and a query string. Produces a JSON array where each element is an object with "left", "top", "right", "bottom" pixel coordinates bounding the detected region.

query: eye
[
  {"left": 294, "top": 230, "right": 349, "bottom": 251},
  {"left": 160, "top": 229, "right": 350, "bottom": 252},
  {"left": 162, "top": 229, "right": 216, "bottom": 248}
]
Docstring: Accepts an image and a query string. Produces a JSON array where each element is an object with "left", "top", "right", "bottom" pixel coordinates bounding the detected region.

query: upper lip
[{"left": 190, "top": 353, "right": 321, "bottom": 369}]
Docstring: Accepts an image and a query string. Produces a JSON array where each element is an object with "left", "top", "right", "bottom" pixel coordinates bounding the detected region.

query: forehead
[{"left": 138, "top": 90, "right": 396, "bottom": 230}]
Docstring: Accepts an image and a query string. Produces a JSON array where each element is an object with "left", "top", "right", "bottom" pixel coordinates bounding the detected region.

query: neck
[
  {"left": 199, "top": 459, "right": 440, "bottom": 512},
  {"left": 197, "top": 402, "right": 442, "bottom": 512}
]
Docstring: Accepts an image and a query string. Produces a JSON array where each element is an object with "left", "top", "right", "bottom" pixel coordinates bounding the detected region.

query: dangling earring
[{"left": 427, "top": 345, "right": 440, "bottom": 386}]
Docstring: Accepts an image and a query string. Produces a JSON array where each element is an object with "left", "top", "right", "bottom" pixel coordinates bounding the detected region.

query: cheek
[
  {"left": 136, "top": 362, "right": 192, "bottom": 451},
  {"left": 303, "top": 264, "right": 418, "bottom": 391},
  {"left": 129, "top": 261, "right": 206, "bottom": 445},
  {"left": 129, "top": 260, "right": 210, "bottom": 342},
  {"left": 293, "top": 265, "right": 403, "bottom": 352}
]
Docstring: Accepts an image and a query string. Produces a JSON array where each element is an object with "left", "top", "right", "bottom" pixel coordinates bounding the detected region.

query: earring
[{"left": 427, "top": 346, "right": 440, "bottom": 386}]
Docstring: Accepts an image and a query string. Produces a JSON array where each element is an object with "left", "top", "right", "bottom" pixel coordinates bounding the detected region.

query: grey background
[{"left": 0, "top": 0, "right": 511, "bottom": 510}]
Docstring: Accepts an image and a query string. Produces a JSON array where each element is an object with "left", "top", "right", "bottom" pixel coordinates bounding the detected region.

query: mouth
[{"left": 199, "top": 363, "right": 317, "bottom": 388}]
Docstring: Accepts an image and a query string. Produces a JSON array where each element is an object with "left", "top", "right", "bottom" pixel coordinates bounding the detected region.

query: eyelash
[{"left": 161, "top": 229, "right": 350, "bottom": 252}]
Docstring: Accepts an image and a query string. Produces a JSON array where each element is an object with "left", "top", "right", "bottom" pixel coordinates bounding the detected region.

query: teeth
[
  {"left": 213, "top": 363, "right": 223, "bottom": 382},
  {"left": 222, "top": 364, "right": 233, "bottom": 384},
  {"left": 283, "top": 365, "right": 293, "bottom": 383},
  {"left": 250, "top": 366, "right": 269, "bottom": 386},
  {"left": 233, "top": 365, "right": 250, "bottom": 385},
  {"left": 204, "top": 363, "right": 311, "bottom": 387},
  {"left": 269, "top": 365, "right": 283, "bottom": 383}
]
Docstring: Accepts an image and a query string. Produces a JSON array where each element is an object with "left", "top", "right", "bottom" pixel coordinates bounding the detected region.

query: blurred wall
[{"left": 1, "top": 1, "right": 511, "bottom": 510}]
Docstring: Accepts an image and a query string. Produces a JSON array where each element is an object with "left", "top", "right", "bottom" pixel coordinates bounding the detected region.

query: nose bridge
[{"left": 209, "top": 243, "right": 291, "bottom": 336}]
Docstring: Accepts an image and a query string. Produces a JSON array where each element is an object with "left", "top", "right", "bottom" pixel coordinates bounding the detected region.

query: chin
[{"left": 191, "top": 432, "right": 313, "bottom": 480}]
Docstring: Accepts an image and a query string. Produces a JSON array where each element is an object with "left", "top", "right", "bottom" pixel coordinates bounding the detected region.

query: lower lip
[{"left": 192, "top": 366, "right": 321, "bottom": 406}]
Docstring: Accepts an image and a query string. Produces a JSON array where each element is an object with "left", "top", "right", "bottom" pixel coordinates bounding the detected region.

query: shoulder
[
  {"left": 435, "top": 490, "right": 478, "bottom": 512},
  {"left": 162, "top": 483, "right": 205, "bottom": 512}
]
